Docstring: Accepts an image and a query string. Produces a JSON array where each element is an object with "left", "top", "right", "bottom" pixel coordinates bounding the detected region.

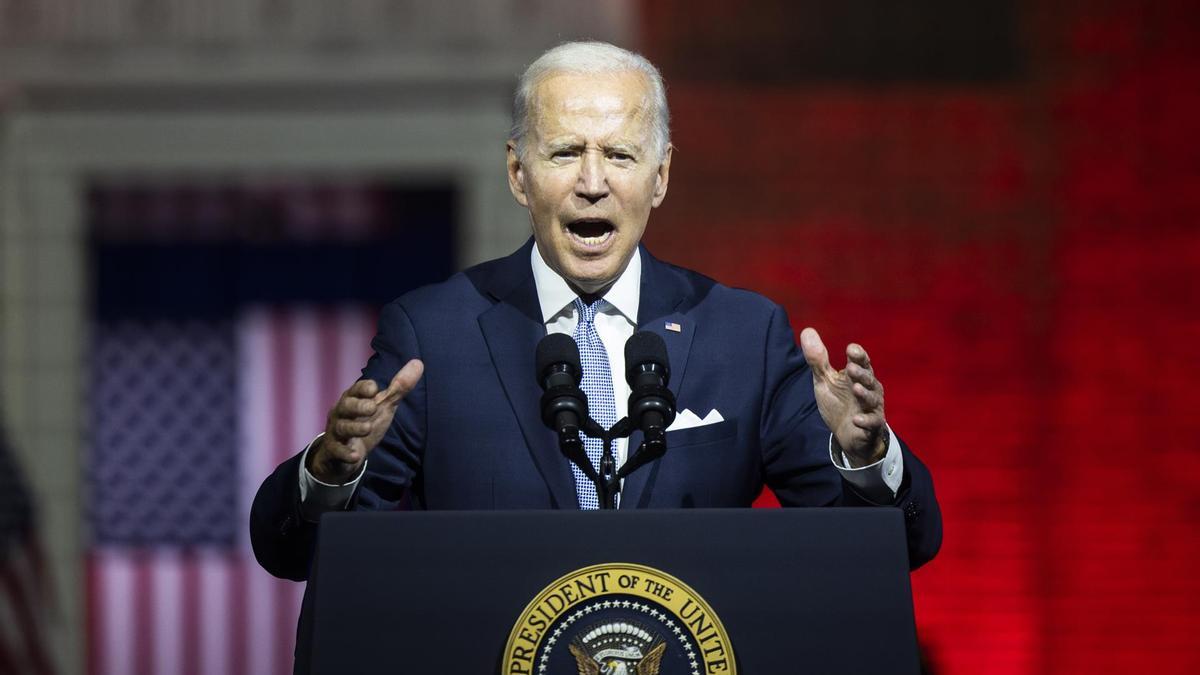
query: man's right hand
[{"left": 308, "top": 359, "right": 425, "bottom": 484}]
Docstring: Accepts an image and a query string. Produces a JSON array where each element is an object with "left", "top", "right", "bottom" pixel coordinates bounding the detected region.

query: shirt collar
[{"left": 530, "top": 243, "right": 641, "bottom": 325}]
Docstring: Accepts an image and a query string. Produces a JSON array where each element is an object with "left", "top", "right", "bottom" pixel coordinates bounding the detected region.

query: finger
[
  {"left": 852, "top": 382, "right": 882, "bottom": 411},
  {"left": 336, "top": 415, "right": 372, "bottom": 437},
  {"left": 337, "top": 396, "right": 377, "bottom": 418},
  {"left": 846, "top": 362, "right": 878, "bottom": 390},
  {"left": 333, "top": 418, "right": 373, "bottom": 440},
  {"left": 852, "top": 412, "right": 885, "bottom": 431},
  {"left": 800, "top": 328, "right": 836, "bottom": 379},
  {"left": 322, "top": 440, "right": 366, "bottom": 466},
  {"left": 376, "top": 359, "right": 425, "bottom": 405},
  {"left": 846, "top": 343, "right": 872, "bottom": 369},
  {"left": 347, "top": 379, "right": 379, "bottom": 398}
]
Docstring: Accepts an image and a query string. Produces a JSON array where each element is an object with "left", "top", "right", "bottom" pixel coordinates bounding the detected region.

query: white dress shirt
[{"left": 298, "top": 246, "right": 903, "bottom": 517}]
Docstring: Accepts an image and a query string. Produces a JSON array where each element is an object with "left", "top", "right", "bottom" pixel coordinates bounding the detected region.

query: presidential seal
[{"left": 502, "top": 563, "right": 735, "bottom": 675}]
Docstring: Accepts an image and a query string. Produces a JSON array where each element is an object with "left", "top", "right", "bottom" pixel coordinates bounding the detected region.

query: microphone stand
[
  {"left": 545, "top": 332, "right": 674, "bottom": 509},
  {"left": 564, "top": 416, "right": 667, "bottom": 510}
]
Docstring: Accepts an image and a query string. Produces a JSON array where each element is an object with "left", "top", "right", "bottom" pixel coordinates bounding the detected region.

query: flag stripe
[
  {"left": 181, "top": 553, "right": 200, "bottom": 675},
  {"left": 134, "top": 552, "right": 154, "bottom": 675},
  {"left": 280, "top": 309, "right": 310, "bottom": 672},
  {"left": 246, "top": 307, "right": 280, "bottom": 675},
  {"left": 197, "top": 551, "right": 231, "bottom": 675},
  {"left": 337, "top": 306, "right": 376, "bottom": 388},
  {"left": 100, "top": 550, "right": 135, "bottom": 675},
  {"left": 199, "top": 550, "right": 231, "bottom": 672},
  {"left": 322, "top": 311, "right": 345, "bottom": 405},
  {"left": 236, "top": 309, "right": 267, "bottom": 675},
  {"left": 152, "top": 551, "right": 183, "bottom": 675},
  {"left": 230, "top": 563, "right": 249, "bottom": 675}
]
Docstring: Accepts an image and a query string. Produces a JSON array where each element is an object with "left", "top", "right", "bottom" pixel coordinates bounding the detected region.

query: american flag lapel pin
[{"left": 665, "top": 321, "right": 682, "bottom": 333}]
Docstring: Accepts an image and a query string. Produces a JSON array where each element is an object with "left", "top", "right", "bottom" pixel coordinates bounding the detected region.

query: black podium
[{"left": 304, "top": 509, "right": 919, "bottom": 674}]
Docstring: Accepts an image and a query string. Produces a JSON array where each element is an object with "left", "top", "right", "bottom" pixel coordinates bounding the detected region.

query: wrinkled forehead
[{"left": 529, "top": 70, "right": 654, "bottom": 137}]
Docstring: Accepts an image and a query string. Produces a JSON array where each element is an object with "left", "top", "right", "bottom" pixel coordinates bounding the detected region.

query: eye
[
  {"left": 550, "top": 148, "right": 579, "bottom": 159},
  {"left": 608, "top": 151, "right": 634, "bottom": 162}
]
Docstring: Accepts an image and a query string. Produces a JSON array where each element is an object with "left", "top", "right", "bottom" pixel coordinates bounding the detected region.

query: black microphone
[
  {"left": 624, "top": 331, "right": 677, "bottom": 443},
  {"left": 535, "top": 333, "right": 589, "bottom": 442}
]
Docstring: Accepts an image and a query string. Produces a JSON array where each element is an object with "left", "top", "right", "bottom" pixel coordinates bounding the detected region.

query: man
[{"left": 251, "top": 42, "right": 941, "bottom": 584}]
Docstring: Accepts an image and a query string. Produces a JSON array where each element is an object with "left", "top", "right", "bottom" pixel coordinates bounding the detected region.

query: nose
[{"left": 575, "top": 150, "right": 610, "bottom": 203}]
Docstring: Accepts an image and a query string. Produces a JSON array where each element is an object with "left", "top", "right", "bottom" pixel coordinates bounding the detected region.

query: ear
[
  {"left": 650, "top": 144, "right": 673, "bottom": 208},
  {"left": 506, "top": 142, "right": 529, "bottom": 207}
]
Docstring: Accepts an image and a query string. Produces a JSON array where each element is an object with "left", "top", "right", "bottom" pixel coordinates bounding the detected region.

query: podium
[{"left": 301, "top": 509, "right": 919, "bottom": 674}]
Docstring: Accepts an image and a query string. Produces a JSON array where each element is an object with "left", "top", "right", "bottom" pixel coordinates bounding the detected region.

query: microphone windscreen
[
  {"left": 535, "top": 333, "right": 582, "bottom": 384},
  {"left": 624, "top": 331, "right": 670, "bottom": 381}
]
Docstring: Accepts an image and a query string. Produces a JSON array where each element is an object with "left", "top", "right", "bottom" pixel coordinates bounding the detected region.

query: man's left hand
[{"left": 800, "top": 327, "right": 887, "bottom": 467}]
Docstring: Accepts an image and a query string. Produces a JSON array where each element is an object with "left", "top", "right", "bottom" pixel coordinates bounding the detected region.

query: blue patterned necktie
[{"left": 571, "top": 297, "right": 617, "bottom": 509}]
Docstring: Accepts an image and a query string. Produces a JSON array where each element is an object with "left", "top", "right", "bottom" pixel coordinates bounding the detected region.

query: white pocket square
[{"left": 666, "top": 408, "right": 725, "bottom": 432}]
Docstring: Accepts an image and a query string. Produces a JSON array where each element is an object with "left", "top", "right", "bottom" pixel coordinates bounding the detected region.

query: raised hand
[
  {"left": 799, "top": 328, "right": 887, "bottom": 467},
  {"left": 308, "top": 359, "right": 424, "bottom": 484}
]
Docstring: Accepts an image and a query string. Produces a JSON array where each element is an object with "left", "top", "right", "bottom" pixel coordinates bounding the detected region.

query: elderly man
[{"left": 251, "top": 42, "right": 941, "bottom": 583}]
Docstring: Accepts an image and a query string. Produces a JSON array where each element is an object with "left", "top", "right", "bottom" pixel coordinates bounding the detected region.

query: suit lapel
[
  {"left": 477, "top": 241, "right": 578, "bottom": 509},
  {"left": 620, "top": 247, "right": 697, "bottom": 509}
]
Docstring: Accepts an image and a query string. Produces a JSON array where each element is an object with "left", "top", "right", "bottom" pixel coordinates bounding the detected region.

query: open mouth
[{"left": 565, "top": 219, "right": 616, "bottom": 248}]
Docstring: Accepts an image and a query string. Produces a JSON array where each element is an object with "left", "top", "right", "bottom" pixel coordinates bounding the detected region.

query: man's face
[{"left": 507, "top": 70, "right": 672, "bottom": 295}]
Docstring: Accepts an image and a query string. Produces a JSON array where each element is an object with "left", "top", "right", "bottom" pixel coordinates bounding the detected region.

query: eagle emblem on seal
[{"left": 567, "top": 621, "right": 667, "bottom": 675}]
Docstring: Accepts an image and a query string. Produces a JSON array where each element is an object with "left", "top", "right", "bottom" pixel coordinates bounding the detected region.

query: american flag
[
  {"left": 83, "top": 179, "right": 453, "bottom": 675},
  {"left": 0, "top": 423, "right": 55, "bottom": 674},
  {"left": 86, "top": 307, "right": 376, "bottom": 675}
]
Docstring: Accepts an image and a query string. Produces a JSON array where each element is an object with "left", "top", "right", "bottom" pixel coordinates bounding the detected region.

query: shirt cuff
[
  {"left": 297, "top": 433, "right": 367, "bottom": 522},
  {"left": 829, "top": 425, "right": 903, "bottom": 504}
]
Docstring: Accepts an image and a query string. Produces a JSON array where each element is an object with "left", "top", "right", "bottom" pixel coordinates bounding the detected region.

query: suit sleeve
[
  {"left": 249, "top": 299, "right": 429, "bottom": 581},
  {"left": 758, "top": 304, "right": 943, "bottom": 570}
]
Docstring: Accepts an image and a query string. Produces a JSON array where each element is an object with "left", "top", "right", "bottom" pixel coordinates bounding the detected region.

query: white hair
[{"left": 510, "top": 41, "right": 671, "bottom": 162}]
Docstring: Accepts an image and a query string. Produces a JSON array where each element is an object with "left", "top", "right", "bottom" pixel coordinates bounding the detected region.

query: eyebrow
[
  {"left": 543, "top": 139, "right": 643, "bottom": 154},
  {"left": 545, "top": 140, "right": 584, "bottom": 152},
  {"left": 606, "top": 143, "right": 641, "bottom": 155}
]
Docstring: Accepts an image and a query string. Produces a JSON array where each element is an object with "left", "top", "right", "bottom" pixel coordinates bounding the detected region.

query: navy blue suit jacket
[{"left": 251, "top": 240, "right": 941, "bottom": 580}]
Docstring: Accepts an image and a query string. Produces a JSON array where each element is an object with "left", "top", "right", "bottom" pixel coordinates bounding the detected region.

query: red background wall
[{"left": 639, "top": 1, "right": 1200, "bottom": 672}]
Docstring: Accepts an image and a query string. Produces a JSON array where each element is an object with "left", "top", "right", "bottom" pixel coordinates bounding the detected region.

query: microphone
[
  {"left": 536, "top": 333, "right": 611, "bottom": 505},
  {"left": 535, "top": 333, "right": 589, "bottom": 443},
  {"left": 624, "top": 331, "right": 677, "bottom": 444}
]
